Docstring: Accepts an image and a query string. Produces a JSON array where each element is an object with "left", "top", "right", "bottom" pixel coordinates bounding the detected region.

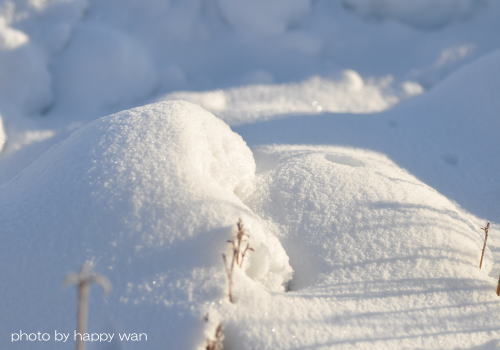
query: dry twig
[
  {"left": 496, "top": 274, "right": 500, "bottom": 297},
  {"left": 204, "top": 314, "right": 224, "bottom": 350},
  {"left": 222, "top": 219, "right": 253, "bottom": 303},
  {"left": 65, "top": 261, "right": 111, "bottom": 350},
  {"left": 479, "top": 222, "right": 490, "bottom": 269}
]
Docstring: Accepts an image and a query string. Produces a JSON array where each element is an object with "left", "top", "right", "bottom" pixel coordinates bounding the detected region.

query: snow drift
[
  {"left": 218, "top": 145, "right": 499, "bottom": 349},
  {"left": 0, "top": 100, "right": 292, "bottom": 349},
  {"left": 381, "top": 48, "right": 500, "bottom": 221},
  {"left": 235, "top": 49, "right": 500, "bottom": 223},
  {"left": 1, "top": 1, "right": 500, "bottom": 349},
  {"left": 164, "top": 70, "right": 408, "bottom": 126}
]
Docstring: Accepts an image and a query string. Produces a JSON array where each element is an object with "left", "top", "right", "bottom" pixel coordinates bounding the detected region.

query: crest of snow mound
[
  {"left": 250, "top": 146, "right": 489, "bottom": 286},
  {"left": 0, "top": 100, "right": 292, "bottom": 349}
]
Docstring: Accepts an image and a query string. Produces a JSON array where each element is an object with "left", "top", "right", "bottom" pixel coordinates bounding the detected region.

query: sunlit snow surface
[{"left": 0, "top": 0, "right": 499, "bottom": 349}]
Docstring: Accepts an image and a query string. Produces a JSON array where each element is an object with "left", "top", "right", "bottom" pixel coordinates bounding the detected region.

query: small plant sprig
[
  {"left": 496, "top": 274, "right": 500, "bottom": 297},
  {"left": 65, "top": 261, "right": 111, "bottom": 350},
  {"left": 479, "top": 222, "right": 490, "bottom": 270},
  {"left": 203, "top": 314, "right": 224, "bottom": 350},
  {"left": 222, "top": 219, "right": 254, "bottom": 303}
]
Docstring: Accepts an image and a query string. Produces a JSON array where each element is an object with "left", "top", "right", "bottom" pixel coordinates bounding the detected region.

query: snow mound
[
  {"left": 163, "top": 71, "right": 408, "bottom": 125},
  {"left": 0, "top": 100, "right": 292, "bottom": 349},
  {"left": 234, "top": 49, "right": 500, "bottom": 222},
  {"left": 252, "top": 146, "right": 489, "bottom": 284},
  {"left": 219, "top": 145, "right": 499, "bottom": 349}
]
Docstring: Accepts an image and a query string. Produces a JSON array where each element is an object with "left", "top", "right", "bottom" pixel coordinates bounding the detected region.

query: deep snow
[
  {"left": 1, "top": 0, "right": 499, "bottom": 349},
  {"left": 0, "top": 100, "right": 292, "bottom": 349},
  {"left": 226, "top": 144, "right": 499, "bottom": 349}
]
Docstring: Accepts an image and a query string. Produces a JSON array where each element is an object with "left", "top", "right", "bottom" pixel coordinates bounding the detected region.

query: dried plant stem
[
  {"left": 222, "top": 253, "right": 235, "bottom": 303},
  {"left": 496, "top": 274, "right": 500, "bottom": 296},
  {"left": 222, "top": 219, "right": 254, "bottom": 303},
  {"left": 206, "top": 324, "right": 224, "bottom": 349},
  {"left": 240, "top": 243, "right": 254, "bottom": 267},
  {"left": 76, "top": 282, "right": 89, "bottom": 350},
  {"left": 203, "top": 313, "right": 224, "bottom": 350},
  {"left": 65, "top": 262, "right": 111, "bottom": 350},
  {"left": 479, "top": 222, "right": 490, "bottom": 269}
]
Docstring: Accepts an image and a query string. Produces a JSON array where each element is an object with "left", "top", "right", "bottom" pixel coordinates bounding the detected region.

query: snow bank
[
  {"left": 164, "top": 71, "right": 410, "bottom": 125},
  {"left": 217, "top": 145, "right": 499, "bottom": 349},
  {"left": 0, "top": 100, "right": 292, "bottom": 349}
]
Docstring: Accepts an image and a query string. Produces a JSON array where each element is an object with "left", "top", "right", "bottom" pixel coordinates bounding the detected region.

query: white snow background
[{"left": 0, "top": 0, "right": 499, "bottom": 349}]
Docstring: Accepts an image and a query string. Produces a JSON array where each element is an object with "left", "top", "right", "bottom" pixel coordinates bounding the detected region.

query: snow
[
  {"left": 164, "top": 71, "right": 407, "bottom": 125},
  {"left": 1, "top": 1, "right": 500, "bottom": 349},
  {"left": 236, "top": 48, "right": 500, "bottom": 225},
  {"left": 0, "top": 100, "right": 291, "bottom": 349},
  {"left": 1, "top": 0, "right": 88, "bottom": 54},
  {"left": 342, "top": 0, "right": 482, "bottom": 30},
  {"left": 51, "top": 22, "right": 158, "bottom": 115},
  {"left": 221, "top": 145, "right": 499, "bottom": 349},
  {"left": 0, "top": 17, "right": 51, "bottom": 116},
  {"left": 0, "top": 0, "right": 88, "bottom": 117},
  {"left": 381, "top": 49, "right": 500, "bottom": 221},
  {"left": 216, "top": 0, "right": 311, "bottom": 36}
]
